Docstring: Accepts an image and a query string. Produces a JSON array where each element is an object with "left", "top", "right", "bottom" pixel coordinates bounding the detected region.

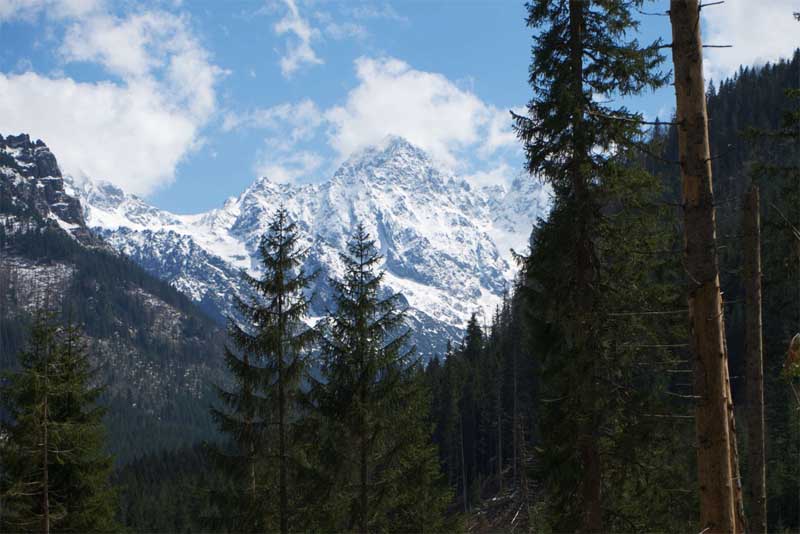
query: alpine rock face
[{"left": 80, "top": 136, "right": 548, "bottom": 356}]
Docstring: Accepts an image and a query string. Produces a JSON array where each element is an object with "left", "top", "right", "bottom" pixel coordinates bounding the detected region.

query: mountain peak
[
  {"left": 347, "top": 135, "right": 428, "bottom": 166},
  {"left": 332, "top": 136, "right": 448, "bottom": 192}
]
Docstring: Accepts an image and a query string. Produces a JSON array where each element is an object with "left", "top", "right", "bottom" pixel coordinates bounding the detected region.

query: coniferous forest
[{"left": 2, "top": 1, "right": 800, "bottom": 533}]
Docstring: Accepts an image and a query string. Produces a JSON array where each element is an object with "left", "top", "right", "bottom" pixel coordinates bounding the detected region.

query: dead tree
[
  {"left": 743, "top": 184, "right": 766, "bottom": 533},
  {"left": 669, "top": 1, "right": 738, "bottom": 531}
]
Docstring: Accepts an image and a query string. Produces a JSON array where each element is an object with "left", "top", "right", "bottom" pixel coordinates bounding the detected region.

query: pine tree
[
  {"left": 208, "top": 207, "right": 314, "bottom": 533},
  {"left": 514, "top": 0, "right": 692, "bottom": 532},
  {"left": 313, "top": 224, "right": 450, "bottom": 532},
  {"left": 0, "top": 312, "right": 117, "bottom": 533}
]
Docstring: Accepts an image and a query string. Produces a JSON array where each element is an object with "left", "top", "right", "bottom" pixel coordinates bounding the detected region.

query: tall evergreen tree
[
  {"left": 512, "top": 1, "right": 695, "bottom": 530},
  {"left": 312, "top": 224, "right": 450, "bottom": 532},
  {"left": 0, "top": 313, "right": 117, "bottom": 533},
  {"left": 208, "top": 207, "right": 314, "bottom": 533}
]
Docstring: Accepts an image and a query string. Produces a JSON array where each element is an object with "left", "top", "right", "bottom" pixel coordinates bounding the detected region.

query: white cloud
[
  {"left": 347, "top": 2, "right": 407, "bottom": 23},
  {"left": 225, "top": 99, "right": 325, "bottom": 184},
  {"left": 0, "top": 72, "right": 197, "bottom": 192},
  {"left": 321, "top": 19, "right": 367, "bottom": 41},
  {"left": 274, "top": 0, "right": 322, "bottom": 78},
  {"left": 0, "top": 0, "right": 102, "bottom": 21},
  {"left": 325, "top": 57, "right": 516, "bottom": 169},
  {"left": 0, "top": 1, "right": 223, "bottom": 195},
  {"left": 702, "top": 0, "right": 799, "bottom": 82},
  {"left": 255, "top": 149, "right": 323, "bottom": 184},
  {"left": 223, "top": 99, "right": 320, "bottom": 133},
  {"left": 464, "top": 163, "right": 514, "bottom": 189},
  {"left": 482, "top": 108, "right": 517, "bottom": 156},
  {"left": 224, "top": 56, "right": 518, "bottom": 186}
]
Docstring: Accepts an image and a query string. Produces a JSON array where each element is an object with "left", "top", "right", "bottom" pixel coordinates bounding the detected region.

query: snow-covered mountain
[{"left": 78, "top": 136, "right": 548, "bottom": 356}]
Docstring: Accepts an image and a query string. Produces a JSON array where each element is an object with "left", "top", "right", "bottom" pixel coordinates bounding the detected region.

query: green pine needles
[
  {"left": 312, "top": 223, "right": 450, "bottom": 533},
  {"left": 208, "top": 215, "right": 450, "bottom": 532},
  {"left": 0, "top": 312, "right": 118, "bottom": 533},
  {"left": 208, "top": 207, "right": 314, "bottom": 533},
  {"left": 512, "top": 1, "right": 693, "bottom": 531}
]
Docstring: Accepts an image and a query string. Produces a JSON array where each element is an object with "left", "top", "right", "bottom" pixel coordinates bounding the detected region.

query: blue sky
[{"left": 1, "top": 0, "right": 798, "bottom": 213}]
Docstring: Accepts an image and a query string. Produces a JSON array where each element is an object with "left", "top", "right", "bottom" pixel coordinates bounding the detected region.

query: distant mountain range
[
  {"left": 0, "top": 130, "right": 545, "bottom": 459},
  {"left": 76, "top": 136, "right": 548, "bottom": 356}
]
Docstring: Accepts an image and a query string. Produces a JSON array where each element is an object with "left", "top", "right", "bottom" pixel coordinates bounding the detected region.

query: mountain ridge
[{"left": 6, "top": 133, "right": 548, "bottom": 356}]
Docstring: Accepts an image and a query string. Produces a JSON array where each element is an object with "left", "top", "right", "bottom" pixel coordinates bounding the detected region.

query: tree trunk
[
  {"left": 512, "top": 346, "right": 518, "bottom": 488},
  {"left": 41, "top": 390, "right": 49, "bottom": 534},
  {"left": 460, "top": 411, "right": 468, "bottom": 513},
  {"left": 497, "top": 374, "right": 503, "bottom": 491},
  {"left": 359, "top": 378, "right": 368, "bottom": 534},
  {"left": 279, "top": 356, "right": 287, "bottom": 534},
  {"left": 743, "top": 184, "right": 767, "bottom": 533},
  {"left": 360, "top": 431, "right": 368, "bottom": 534},
  {"left": 724, "top": 332, "right": 747, "bottom": 532},
  {"left": 278, "top": 236, "right": 288, "bottom": 534},
  {"left": 669, "top": 2, "right": 737, "bottom": 531},
  {"left": 568, "top": 1, "right": 602, "bottom": 530}
]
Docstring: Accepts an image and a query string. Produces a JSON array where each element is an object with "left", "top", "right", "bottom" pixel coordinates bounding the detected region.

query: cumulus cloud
[
  {"left": 223, "top": 56, "right": 519, "bottom": 187},
  {"left": 274, "top": 0, "right": 322, "bottom": 78},
  {"left": 702, "top": 0, "right": 800, "bottom": 82},
  {"left": 255, "top": 149, "right": 323, "bottom": 184},
  {"left": 325, "top": 57, "right": 517, "bottom": 169},
  {"left": 0, "top": 0, "right": 223, "bottom": 195},
  {"left": 0, "top": 72, "right": 198, "bottom": 189}
]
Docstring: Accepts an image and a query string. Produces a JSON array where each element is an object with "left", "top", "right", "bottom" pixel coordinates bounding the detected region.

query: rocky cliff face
[{"left": 0, "top": 133, "right": 96, "bottom": 243}]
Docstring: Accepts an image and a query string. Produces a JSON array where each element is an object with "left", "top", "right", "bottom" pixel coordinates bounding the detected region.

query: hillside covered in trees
[{"left": 2, "top": 2, "right": 800, "bottom": 533}]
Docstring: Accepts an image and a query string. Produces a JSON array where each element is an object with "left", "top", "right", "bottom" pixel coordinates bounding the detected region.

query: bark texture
[{"left": 669, "top": 1, "right": 737, "bottom": 531}]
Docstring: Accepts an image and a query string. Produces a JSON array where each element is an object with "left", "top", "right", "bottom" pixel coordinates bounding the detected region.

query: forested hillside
[
  {"left": 2, "top": 2, "right": 799, "bottom": 533},
  {"left": 0, "top": 134, "right": 226, "bottom": 463}
]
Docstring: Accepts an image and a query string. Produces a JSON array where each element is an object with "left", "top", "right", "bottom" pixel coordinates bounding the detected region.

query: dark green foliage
[
  {"left": 514, "top": 0, "right": 667, "bottom": 195},
  {"left": 114, "top": 444, "right": 228, "bottom": 533},
  {"left": 310, "top": 224, "right": 451, "bottom": 532},
  {"left": 0, "top": 222, "right": 224, "bottom": 463},
  {"left": 0, "top": 313, "right": 118, "bottom": 532},
  {"left": 504, "top": 0, "right": 694, "bottom": 530},
  {"left": 207, "top": 207, "right": 314, "bottom": 533}
]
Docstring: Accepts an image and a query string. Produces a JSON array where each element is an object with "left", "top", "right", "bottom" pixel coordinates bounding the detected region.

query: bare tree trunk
[
  {"left": 41, "top": 390, "right": 49, "bottom": 534},
  {"left": 512, "top": 346, "right": 518, "bottom": 489},
  {"left": 669, "top": 2, "right": 737, "bottom": 531},
  {"left": 497, "top": 372, "right": 503, "bottom": 492},
  {"left": 460, "top": 411, "right": 468, "bottom": 513},
  {"left": 743, "top": 184, "right": 767, "bottom": 533},
  {"left": 724, "top": 334, "right": 747, "bottom": 532},
  {"left": 511, "top": 351, "right": 519, "bottom": 488}
]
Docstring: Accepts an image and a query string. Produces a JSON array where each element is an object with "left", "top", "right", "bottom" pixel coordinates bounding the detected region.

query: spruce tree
[
  {"left": 208, "top": 207, "right": 314, "bottom": 533},
  {"left": 313, "top": 224, "right": 450, "bottom": 532},
  {"left": 512, "top": 1, "right": 695, "bottom": 530},
  {"left": 0, "top": 313, "right": 117, "bottom": 533}
]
